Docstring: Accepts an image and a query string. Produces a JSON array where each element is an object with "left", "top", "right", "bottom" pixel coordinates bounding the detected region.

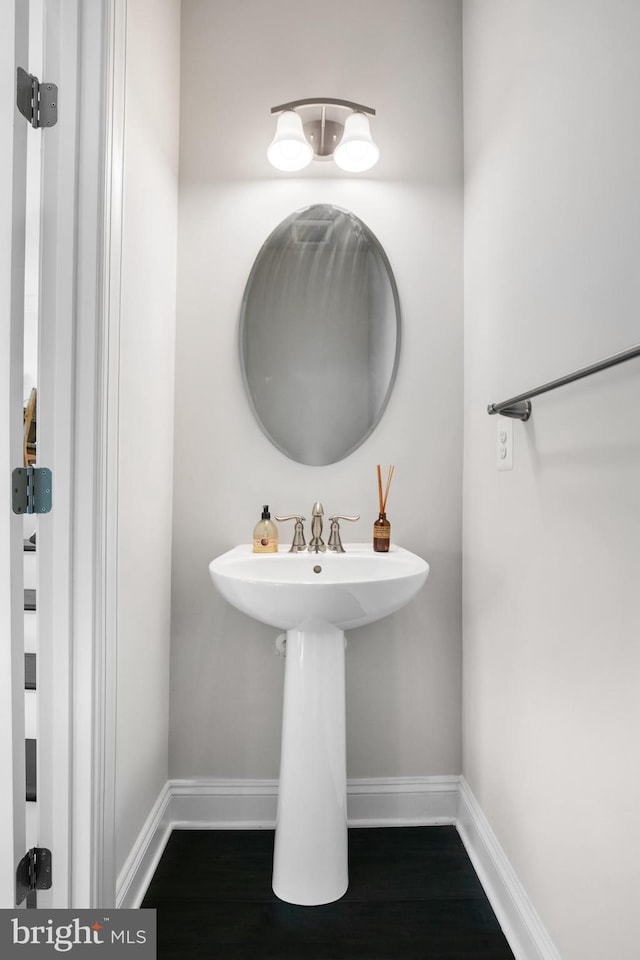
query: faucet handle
[
  {"left": 274, "top": 515, "right": 306, "bottom": 552},
  {"left": 327, "top": 515, "right": 360, "bottom": 553}
]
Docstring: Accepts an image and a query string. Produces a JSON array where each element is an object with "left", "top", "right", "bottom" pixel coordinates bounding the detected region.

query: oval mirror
[{"left": 240, "top": 204, "right": 401, "bottom": 465}]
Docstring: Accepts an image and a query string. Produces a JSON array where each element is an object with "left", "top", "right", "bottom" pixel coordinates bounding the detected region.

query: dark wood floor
[{"left": 142, "top": 826, "right": 515, "bottom": 959}]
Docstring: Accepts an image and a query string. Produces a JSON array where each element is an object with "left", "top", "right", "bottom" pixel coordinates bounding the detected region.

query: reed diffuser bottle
[{"left": 373, "top": 464, "right": 394, "bottom": 553}]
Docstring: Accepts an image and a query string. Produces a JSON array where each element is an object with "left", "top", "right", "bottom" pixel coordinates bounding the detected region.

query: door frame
[
  {"left": 1, "top": 0, "right": 121, "bottom": 909},
  {"left": 68, "top": 0, "right": 125, "bottom": 907},
  {"left": 90, "top": 0, "right": 127, "bottom": 909},
  {"left": 37, "top": 0, "right": 124, "bottom": 907}
]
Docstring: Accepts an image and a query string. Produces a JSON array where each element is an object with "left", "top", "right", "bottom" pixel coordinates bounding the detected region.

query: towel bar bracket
[{"left": 487, "top": 401, "right": 531, "bottom": 421}]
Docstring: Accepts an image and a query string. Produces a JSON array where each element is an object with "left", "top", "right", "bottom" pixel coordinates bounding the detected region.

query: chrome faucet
[
  {"left": 327, "top": 514, "right": 360, "bottom": 552},
  {"left": 278, "top": 502, "right": 359, "bottom": 553},
  {"left": 274, "top": 514, "right": 306, "bottom": 552},
  {"left": 308, "top": 501, "right": 326, "bottom": 553}
]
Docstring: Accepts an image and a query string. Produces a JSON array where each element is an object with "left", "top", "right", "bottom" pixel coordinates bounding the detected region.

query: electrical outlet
[{"left": 497, "top": 419, "right": 513, "bottom": 470}]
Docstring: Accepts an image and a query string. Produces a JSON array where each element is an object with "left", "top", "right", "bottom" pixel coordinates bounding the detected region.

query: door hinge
[
  {"left": 12, "top": 467, "right": 52, "bottom": 515},
  {"left": 16, "top": 847, "right": 52, "bottom": 905},
  {"left": 17, "top": 67, "right": 58, "bottom": 129}
]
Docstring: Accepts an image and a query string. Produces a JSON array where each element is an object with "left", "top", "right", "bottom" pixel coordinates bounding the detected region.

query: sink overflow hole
[{"left": 313, "top": 565, "right": 322, "bottom": 574}]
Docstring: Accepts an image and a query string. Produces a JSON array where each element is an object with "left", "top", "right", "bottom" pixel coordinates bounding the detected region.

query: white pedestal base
[{"left": 272, "top": 620, "right": 348, "bottom": 906}]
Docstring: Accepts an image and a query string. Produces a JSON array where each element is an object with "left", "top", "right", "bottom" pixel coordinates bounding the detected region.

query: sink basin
[
  {"left": 208, "top": 542, "right": 429, "bottom": 906},
  {"left": 208, "top": 543, "right": 429, "bottom": 631}
]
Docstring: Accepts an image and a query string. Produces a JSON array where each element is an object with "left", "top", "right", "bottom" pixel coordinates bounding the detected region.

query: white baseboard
[
  {"left": 170, "top": 778, "right": 279, "bottom": 829},
  {"left": 457, "top": 777, "right": 562, "bottom": 960},
  {"left": 347, "top": 776, "right": 459, "bottom": 826},
  {"left": 117, "top": 776, "right": 458, "bottom": 906},
  {"left": 169, "top": 775, "right": 459, "bottom": 829},
  {"left": 118, "top": 775, "right": 562, "bottom": 960},
  {"left": 115, "top": 782, "right": 172, "bottom": 908}
]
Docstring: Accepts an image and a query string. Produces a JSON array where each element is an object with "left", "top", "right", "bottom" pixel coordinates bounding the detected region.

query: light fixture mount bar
[{"left": 271, "top": 97, "right": 376, "bottom": 116}]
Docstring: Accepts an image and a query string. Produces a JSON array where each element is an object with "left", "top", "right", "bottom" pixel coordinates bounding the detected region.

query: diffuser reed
[{"left": 373, "top": 464, "right": 394, "bottom": 552}]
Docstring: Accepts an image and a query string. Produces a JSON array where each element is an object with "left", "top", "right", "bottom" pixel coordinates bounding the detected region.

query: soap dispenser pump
[{"left": 253, "top": 505, "right": 278, "bottom": 553}]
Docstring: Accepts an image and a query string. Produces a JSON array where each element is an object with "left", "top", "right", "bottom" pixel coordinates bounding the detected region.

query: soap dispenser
[{"left": 253, "top": 505, "right": 278, "bottom": 553}]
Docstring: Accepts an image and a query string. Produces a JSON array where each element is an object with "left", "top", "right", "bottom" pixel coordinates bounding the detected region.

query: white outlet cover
[{"left": 497, "top": 418, "right": 513, "bottom": 470}]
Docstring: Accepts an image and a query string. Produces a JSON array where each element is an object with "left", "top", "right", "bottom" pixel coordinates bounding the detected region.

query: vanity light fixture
[{"left": 267, "top": 98, "right": 379, "bottom": 173}]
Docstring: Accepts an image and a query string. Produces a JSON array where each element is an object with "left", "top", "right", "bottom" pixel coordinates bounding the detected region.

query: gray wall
[
  {"left": 115, "top": 0, "right": 181, "bottom": 877},
  {"left": 113, "top": 4, "right": 640, "bottom": 954},
  {"left": 463, "top": 2, "right": 640, "bottom": 959},
  {"left": 170, "top": 0, "right": 464, "bottom": 780}
]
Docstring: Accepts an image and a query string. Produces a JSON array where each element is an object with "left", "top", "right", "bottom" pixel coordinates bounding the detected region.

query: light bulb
[
  {"left": 333, "top": 112, "right": 380, "bottom": 172},
  {"left": 267, "top": 110, "right": 313, "bottom": 172}
]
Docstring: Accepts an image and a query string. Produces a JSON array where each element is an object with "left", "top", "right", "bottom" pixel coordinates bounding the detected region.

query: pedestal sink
[{"left": 208, "top": 543, "right": 429, "bottom": 905}]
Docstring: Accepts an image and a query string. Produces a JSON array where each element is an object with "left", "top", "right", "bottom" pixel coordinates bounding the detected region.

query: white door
[
  {"left": 1, "top": 0, "right": 83, "bottom": 909},
  {"left": 0, "top": 0, "right": 30, "bottom": 910}
]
